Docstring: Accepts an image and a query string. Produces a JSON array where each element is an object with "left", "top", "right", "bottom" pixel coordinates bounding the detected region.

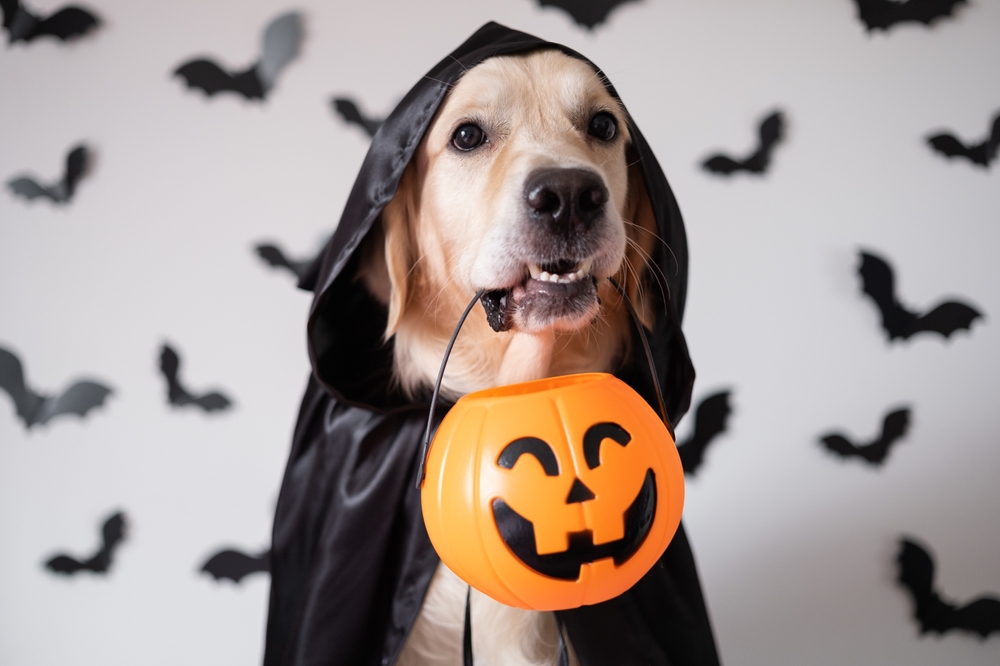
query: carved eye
[
  {"left": 588, "top": 112, "right": 617, "bottom": 142},
  {"left": 583, "top": 422, "right": 631, "bottom": 469},
  {"left": 497, "top": 437, "right": 559, "bottom": 476},
  {"left": 452, "top": 123, "right": 486, "bottom": 151}
]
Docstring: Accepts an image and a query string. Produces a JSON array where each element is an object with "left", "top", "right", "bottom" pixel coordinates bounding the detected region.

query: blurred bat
[
  {"left": 927, "top": 111, "right": 1000, "bottom": 169},
  {"left": 173, "top": 11, "right": 302, "bottom": 101},
  {"left": 45, "top": 511, "right": 126, "bottom": 575},
  {"left": 0, "top": 345, "right": 112, "bottom": 428},
  {"left": 7, "top": 144, "right": 89, "bottom": 204},
  {"left": 858, "top": 251, "right": 982, "bottom": 341},
  {"left": 897, "top": 537, "right": 1000, "bottom": 638},
  {"left": 158, "top": 343, "right": 232, "bottom": 412},
  {"left": 331, "top": 97, "right": 383, "bottom": 138},
  {"left": 703, "top": 111, "right": 784, "bottom": 175},
  {"left": 1, "top": 0, "right": 99, "bottom": 43},
  {"left": 677, "top": 391, "right": 732, "bottom": 476},
  {"left": 254, "top": 243, "right": 313, "bottom": 280},
  {"left": 201, "top": 547, "right": 270, "bottom": 583},
  {"left": 536, "top": 0, "right": 639, "bottom": 29},
  {"left": 853, "top": 0, "right": 966, "bottom": 31},
  {"left": 820, "top": 408, "right": 910, "bottom": 465}
]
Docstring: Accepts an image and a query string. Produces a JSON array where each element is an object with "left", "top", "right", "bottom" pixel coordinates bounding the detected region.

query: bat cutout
[
  {"left": 927, "top": 111, "right": 1000, "bottom": 169},
  {"left": 201, "top": 547, "right": 270, "bottom": 583},
  {"left": 158, "top": 343, "right": 232, "bottom": 413},
  {"left": 702, "top": 111, "right": 784, "bottom": 176},
  {"left": 897, "top": 537, "right": 1000, "bottom": 638},
  {"left": 44, "top": 511, "right": 126, "bottom": 575},
  {"left": 535, "top": 0, "right": 639, "bottom": 29},
  {"left": 173, "top": 11, "right": 302, "bottom": 101},
  {"left": 7, "top": 144, "right": 90, "bottom": 204},
  {"left": 254, "top": 242, "right": 314, "bottom": 281},
  {"left": 858, "top": 251, "right": 983, "bottom": 341},
  {"left": 820, "top": 408, "right": 910, "bottom": 465},
  {"left": 1, "top": 0, "right": 99, "bottom": 43},
  {"left": 331, "top": 97, "right": 384, "bottom": 138},
  {"left": 853, "top": 0, "right": 966, "bottom": 31},
  {"left": 676, "top": 391, "right": 732, "bottom": 476},
  {"left": 0, "top": 345, "right": 112, "bottom": 428}
]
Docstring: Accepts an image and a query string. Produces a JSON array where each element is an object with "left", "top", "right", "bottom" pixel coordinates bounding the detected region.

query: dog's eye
[
  {"left": 588, "top": 112, "right": 617, "bottom": 142},
  {"left": 452, "top": 124, "right": 486, "bottom": 151}
]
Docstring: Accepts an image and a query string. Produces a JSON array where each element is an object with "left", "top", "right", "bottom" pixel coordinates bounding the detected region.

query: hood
[{"left": 301, "top": 21, "right": 695, "bottom": 424}]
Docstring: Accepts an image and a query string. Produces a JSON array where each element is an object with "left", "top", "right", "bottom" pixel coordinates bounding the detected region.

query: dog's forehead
[{"left": 441, "top": 50, "right": 618, "bottom": 122}]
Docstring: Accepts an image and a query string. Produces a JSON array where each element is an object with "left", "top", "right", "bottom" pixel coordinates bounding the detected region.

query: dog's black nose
[{"left": 524, "top": 168, "right": 608, "bottom": 235}]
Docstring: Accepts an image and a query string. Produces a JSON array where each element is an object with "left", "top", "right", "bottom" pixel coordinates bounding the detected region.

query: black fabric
[{"left": 265, "top": 21, "right": 717, "bottom": 666}]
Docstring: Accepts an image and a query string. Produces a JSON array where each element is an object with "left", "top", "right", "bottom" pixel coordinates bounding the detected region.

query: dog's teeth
[
  {"left": 540, "top": 271, "right": 552, "bottom": 282},
  {"left": 528, "top": 263, "right": 541, "bottom": 279}
]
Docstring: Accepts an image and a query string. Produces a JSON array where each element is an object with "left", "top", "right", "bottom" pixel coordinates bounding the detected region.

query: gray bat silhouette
[
  {"left": 0, "top": 346, "right": 112, "bottom": 429},
  {"left": 158, "top": 343, "right": 232, "bottom": 412},
  {"left": 201, "top": 547, "right": 270, "bottom": 583},
  {"left": 173, "top": 11, "right": 303, "bottom": 100},
  {"left": 45, "top": 511, "right": 127, "bottom": 575},
  {"left": 7, "top": 144, "right": 89, "bottom": 204}
]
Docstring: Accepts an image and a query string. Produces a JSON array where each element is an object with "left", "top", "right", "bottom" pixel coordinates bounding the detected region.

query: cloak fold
[{"left": 265, "top": 21, "right": 719, "bottom": 666}]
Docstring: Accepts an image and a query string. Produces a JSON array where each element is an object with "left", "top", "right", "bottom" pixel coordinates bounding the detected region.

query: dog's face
[{"left": 398, "top": 50, "right": 634, "bottom": 334}]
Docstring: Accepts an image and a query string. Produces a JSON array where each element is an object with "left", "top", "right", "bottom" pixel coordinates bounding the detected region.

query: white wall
[{"left": 1, "top": 1, "right": 998, "bottom": 664}]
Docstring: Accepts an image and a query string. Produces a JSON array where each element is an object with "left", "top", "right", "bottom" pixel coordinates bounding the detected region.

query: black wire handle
[
  {"left": 416, "top": 289, "right": 485, "bottom": 489},
  {"left": 416, "top": 278, "right": 673, "bottom": 489}
]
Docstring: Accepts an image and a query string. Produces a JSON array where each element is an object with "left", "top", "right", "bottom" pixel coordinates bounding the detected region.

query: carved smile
[{"left": 490, "top": 469, "right": 656, "bottom": 581}]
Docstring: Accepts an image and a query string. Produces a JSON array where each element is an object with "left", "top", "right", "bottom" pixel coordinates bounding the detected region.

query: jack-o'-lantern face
[{"left": 421, "top": 373, "right": 684, "bottom": 611}]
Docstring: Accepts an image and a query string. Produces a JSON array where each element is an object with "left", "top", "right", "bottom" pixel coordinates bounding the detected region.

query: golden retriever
[{"left": 358, "top": 48, "right": 658, "bottom": 666}]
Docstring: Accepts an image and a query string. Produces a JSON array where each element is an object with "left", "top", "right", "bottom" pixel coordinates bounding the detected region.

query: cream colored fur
[{"left": 359, "top": 50, "right": 659, "bottom": 666}]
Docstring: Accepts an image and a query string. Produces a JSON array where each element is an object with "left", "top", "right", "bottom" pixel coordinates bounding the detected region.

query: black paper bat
[
  {"left": 897, "top": 537, "right": 1000, "bottom": 638},
  {"left": 820, "top": 408, "right": 910, "bottom": 465},
  {"left": 44, "top": 511, "right": 126, "bottom": 575},
  {"left": 858, "top": 251, "right": 982, "bottom": 341},
  {"left": 254, "top": 242, "right": 313, "bottom": 280},
  {"left": 201, "top": 547, "right": 270, "bottom": 583},
  {"left": 0, "top": 345, "right": 112, "bottom": 428},
  {"left": 927, "top": 112, "right": 1000, "bottom": 169},
  {"left": 158, "top": 343, "right": 232, "bottom": 412},
  {"left": 0, "top": 0, "right": 99, "bottom": 43},
  {"left": 676, "top": 391, "right": 732, "bottom": 476},
  {"left": 7, "top": 144, "right": 89, "bottom": 204},
  {"left": 173, "top": 11, "right": 302, "bottom": 101},
  {"left": 536, "top": 0, "right": 639, "bottom": 29},
  {"left": 331, "top": 97, "right": 384, "bottom": 138},
  {"left": 853, "top": 0, "right": 966, "bottom": 31},
  {"left": 702, "top": 111, "right": 784, "bottom": 175}
]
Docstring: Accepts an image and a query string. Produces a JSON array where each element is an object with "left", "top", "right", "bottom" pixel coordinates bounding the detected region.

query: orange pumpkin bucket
[{"left": 417, "top": 278, "right": 686, "bottom": 611}]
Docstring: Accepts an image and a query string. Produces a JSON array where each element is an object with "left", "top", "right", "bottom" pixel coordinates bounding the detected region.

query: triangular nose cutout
[{"left": 566, "top": 478, "right": 596, "bottom": 504}]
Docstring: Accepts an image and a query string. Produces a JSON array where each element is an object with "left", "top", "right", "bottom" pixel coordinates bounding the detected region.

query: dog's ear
[
  {"left": 380, "top": 163, "right": 419, "bottom": 337},
  {"left": 620, "top": 159, "right": 659, "bottom": 331}
]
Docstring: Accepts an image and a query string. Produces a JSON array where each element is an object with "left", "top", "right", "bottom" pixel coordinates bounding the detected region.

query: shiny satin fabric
[{"left": 264, "top": 21, "right": 718, "bottom": 666}]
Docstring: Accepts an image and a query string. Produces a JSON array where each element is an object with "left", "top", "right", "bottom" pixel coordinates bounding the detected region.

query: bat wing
[
  {"left": 1, "top": 0, "right": 21, "bottom": 31},
  {"left": 45, "top": 554, "right": 86, "bottom": 574},
  {"left": 702, "top": 154, "right": 743, "bottom": 175},
  {"left": 159, "top": 343, "right": 195, "bottom": 406},
  {"left": 854, "top": 0, "right": 966, "bottom": 30},
  {"left": 862, "top": 408, "right": 910, "bottom": 464},
  {"left": 37, "top": 380, "right": 112, "bottom": 425},
  {"left": 819, "top": 433, "right": 861, "bottom": 459},
  {"left": 7, "top": 176, "right": 55, "bottom": 201},
  {"left": 62, "top": 144, "right": 89, "bottom": 200},
  {"left": 537, "top": 0, "right": 637, "bottom": 29},
  {"left": 897, "top": 538, "right": 942, "bottom": 630},
  {"left": 255, "top": 243, "right": 295, "bottom": 270},
  {"left": 173, "top": 59, "right": 263, "bottom": 100},
  {"left": 858, "top": 251, "right": 914, "bottom": 340},
  {"left": 986, "top": 113, "right": 1000, "bottom": 165},
  {"left": 678, "top": 391, "right": 731, "bottom": 475},
  {"left": 201, "top": 548, "right": 270, "bottom": 583},
  {"left": 101, "top": 512, "right": 126, "bottom": 548},
  {"left": 35, "top": 6, "right": 99, "bottom": 40},
  {"left": 0, "top": 347, "right": 45, "bottom": 425},
  {"left": 951, "top": 597, "right": 1000, "bottom": 638},
  {"left": 927, "top": 133, "right": 983, "bottom": 165},
  {"left": 332, "top": 98, "right": 382, "bottom": 138},
  {"left": 912, "top": 300, "right": 982, "bottom": 338},
  {"left": 745, "top": 111, "right": 784, "bottom": 173},
  {"left": 256, "top": 11, "right": 302, "bottom": 92},
  {"left": 191, "top": 391, "right": 232, "bottom": 412}
]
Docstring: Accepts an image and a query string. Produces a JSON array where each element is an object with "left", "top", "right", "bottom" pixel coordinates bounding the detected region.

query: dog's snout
[{"left": 524, "top": 168, "right": 608, "bottom": 235}]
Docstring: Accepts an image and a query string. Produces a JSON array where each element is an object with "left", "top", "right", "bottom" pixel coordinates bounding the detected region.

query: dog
[{"left": 356, "top": 49, "right": 659, "bottom": 666}]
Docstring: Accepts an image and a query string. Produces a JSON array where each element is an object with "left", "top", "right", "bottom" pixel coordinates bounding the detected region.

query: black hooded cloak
[{"left": 264, "top": 22, "right": 719, "bottom": 666}]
